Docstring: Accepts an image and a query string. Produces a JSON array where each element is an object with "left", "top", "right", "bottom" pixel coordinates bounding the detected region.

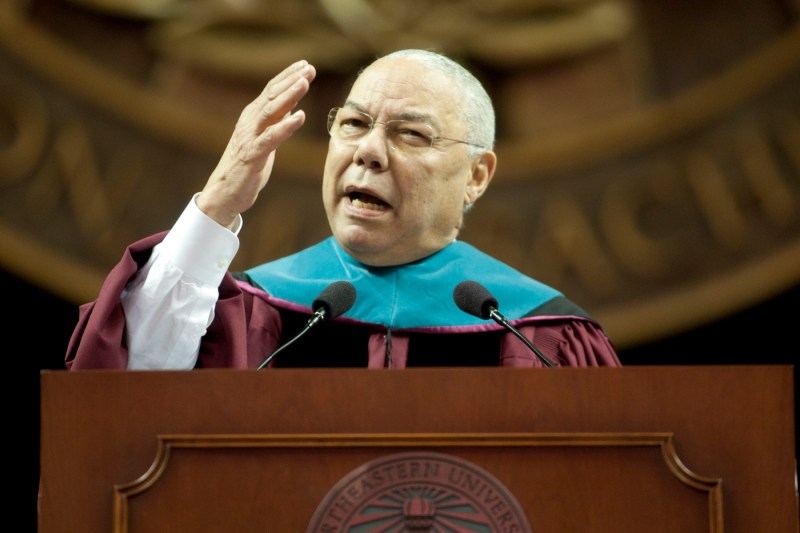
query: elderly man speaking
[{"left": 65, "top": 49, "right": 620, "bottom": 370}]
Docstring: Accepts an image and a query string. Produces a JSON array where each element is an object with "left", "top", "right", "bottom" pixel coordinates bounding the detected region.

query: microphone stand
[
  {"left": 487, "top": 308, "right": 557, "bottom": 367},
  {"left": 256, "top": 309, "right": 326, "bottom": 370}
]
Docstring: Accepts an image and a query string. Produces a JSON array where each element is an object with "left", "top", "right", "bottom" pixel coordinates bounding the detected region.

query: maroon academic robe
[{"left": 65, "top": 233, "right": 621, "bottom": 370}]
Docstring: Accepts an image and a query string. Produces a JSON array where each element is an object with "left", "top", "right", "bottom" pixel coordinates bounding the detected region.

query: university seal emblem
[{"left": 307, "top": 451, "right": 531, "bottom": 532}]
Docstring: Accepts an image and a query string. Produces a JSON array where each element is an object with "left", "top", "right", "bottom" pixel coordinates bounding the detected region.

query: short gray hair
[{"left": 377, "top": 49, "right": 496, "bottom": 157}]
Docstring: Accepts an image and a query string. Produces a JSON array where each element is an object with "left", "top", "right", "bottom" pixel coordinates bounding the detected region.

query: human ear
[{"left": 464, "top": 150, "right": 497, "bottom": 207}]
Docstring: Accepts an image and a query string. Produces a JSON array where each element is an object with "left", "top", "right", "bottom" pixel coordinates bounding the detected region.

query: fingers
[
  {"left": 225, "top": 61, "right": 315, "bottom": 160},
  {"left": 260, "top": 60, "right": 316, "bottom": 101},
  {"left": 244, "top": 61, "right": 315, "bottom": 154},
  {"left": 252, "top": 60, "right": 316, "bottom": 133},
  {"left": 198, "top": 61, "right": 316, "bottom": 225},
  {"left": 260, "top": 108, "right": 306, "bottom": 145}
]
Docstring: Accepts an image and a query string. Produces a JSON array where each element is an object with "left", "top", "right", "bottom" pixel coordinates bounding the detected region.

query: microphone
[
  {"left": 256, "top": 281, "right": 356, "bottom": 370},
  {"left": 453, "top": 280, "right": 556, "bottom": 367}
]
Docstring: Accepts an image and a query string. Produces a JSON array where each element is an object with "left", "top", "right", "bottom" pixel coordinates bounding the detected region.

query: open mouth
[{"left": 349, "top": 191, "right": 388, "bottom": 211}]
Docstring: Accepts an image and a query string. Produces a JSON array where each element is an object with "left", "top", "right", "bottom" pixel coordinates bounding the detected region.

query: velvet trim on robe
[{"left": 65, "top": 233, "right": 621, "bottom": 370}]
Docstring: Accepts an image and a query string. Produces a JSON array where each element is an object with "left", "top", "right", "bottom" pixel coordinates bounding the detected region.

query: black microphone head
[
  {"left": 453, "top": 280, "right": 498, "bottom": 320},
  {"left": 312, "top": 281, "right": 356, "bottom": 320}
]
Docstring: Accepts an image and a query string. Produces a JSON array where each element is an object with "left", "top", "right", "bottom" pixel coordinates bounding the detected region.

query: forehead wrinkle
[
  {"left": 344, "top": 100, "right": 436, "bottom": 126},
  {"left": 348, "top": 61, "right": 463, "bottom": 130}
]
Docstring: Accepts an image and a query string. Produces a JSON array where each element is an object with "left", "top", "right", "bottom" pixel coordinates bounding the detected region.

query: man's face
[{"left": 322, "top": 56, "right": 493, "bottom": 266}]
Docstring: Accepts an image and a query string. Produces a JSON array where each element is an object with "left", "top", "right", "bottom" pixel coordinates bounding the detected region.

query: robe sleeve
[
  {"left": 64, "top": 233, "right": 283, "bottom": 370},
  {"left": 500, "top": 319, "right": 621, "bottom": 368},
  {"left": 65, "top": 233, "right": 166, "bottom": 369}
]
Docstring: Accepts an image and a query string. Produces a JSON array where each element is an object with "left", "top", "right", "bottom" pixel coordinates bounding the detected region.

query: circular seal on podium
[{"left": 307, "top": 451, "right": 532, "bottom": 532}]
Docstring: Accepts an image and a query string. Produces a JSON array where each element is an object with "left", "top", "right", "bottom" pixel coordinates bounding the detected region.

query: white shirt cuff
[{"left": 160, "top": 194, "right": 241, "bottom": 287}]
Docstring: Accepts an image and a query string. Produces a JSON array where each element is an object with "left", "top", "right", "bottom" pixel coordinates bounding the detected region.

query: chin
[
  {"left": 335, "top": 229, "right": 380, "bottom": 254},
  {"left": 339, "top": 239, "right": 403, "bottom": 267}
]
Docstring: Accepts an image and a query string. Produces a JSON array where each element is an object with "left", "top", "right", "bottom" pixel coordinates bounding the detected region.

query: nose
[{"left": 353, "top": 123, "right": 391, "bottom": 170}]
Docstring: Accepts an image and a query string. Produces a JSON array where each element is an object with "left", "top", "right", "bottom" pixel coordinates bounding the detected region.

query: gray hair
[{"left": 377, "top": 49, "right": 496, "bottom": 158}]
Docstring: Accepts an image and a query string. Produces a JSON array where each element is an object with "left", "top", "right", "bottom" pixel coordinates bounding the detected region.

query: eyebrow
[{"left": 344, "top": 101, "right": 437, "bottom": 126}]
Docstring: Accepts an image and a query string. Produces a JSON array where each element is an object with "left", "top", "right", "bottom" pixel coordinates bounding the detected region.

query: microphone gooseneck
[
  {"left": 453, "top": 280, "right": 557, "bottom": 367},
  {"left": 256, "top": 281, "right": 356, "bottom": 370}
]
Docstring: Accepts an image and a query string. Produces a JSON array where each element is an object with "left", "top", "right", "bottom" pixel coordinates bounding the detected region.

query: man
[{"left": 65, "top": 49, "right": 620, "bottom": 369}]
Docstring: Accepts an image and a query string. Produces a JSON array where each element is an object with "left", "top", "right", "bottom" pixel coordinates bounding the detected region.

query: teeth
[{"left": 351, "top": 193, "right": 386, "bottom": 211}]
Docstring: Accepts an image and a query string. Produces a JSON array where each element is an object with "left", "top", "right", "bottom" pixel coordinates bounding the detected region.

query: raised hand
[{"left": 197, "top": 60, "right": 317, "bottom": 228}]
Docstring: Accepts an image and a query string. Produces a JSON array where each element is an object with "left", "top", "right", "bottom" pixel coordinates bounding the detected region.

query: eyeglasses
[{"left": 326, "top": 107, "right": 485, "bottom": 152}]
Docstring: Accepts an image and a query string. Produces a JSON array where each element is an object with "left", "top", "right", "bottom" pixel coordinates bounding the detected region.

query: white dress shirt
[{"left": 121, "top": 196, "right": 241, "bottom": 369}]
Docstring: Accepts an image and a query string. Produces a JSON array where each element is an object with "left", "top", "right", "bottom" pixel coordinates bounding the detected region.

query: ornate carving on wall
[{"left": 1, "top": 0, "right": 799, "bottom": 348}]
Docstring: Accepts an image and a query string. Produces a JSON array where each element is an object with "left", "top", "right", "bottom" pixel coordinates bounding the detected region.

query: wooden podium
[{"left": 39, "top": 366, "right": 797, "bottom": 532}]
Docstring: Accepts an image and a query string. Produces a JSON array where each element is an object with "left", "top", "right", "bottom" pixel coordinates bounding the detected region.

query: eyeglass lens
[{"left": 327, "top": 107, "right": 436, "bottom": 150}]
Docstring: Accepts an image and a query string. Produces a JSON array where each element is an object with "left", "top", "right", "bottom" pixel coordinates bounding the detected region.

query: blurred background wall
[{"left": 3, "top": 0, "right": 799, "bottom": 530}]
